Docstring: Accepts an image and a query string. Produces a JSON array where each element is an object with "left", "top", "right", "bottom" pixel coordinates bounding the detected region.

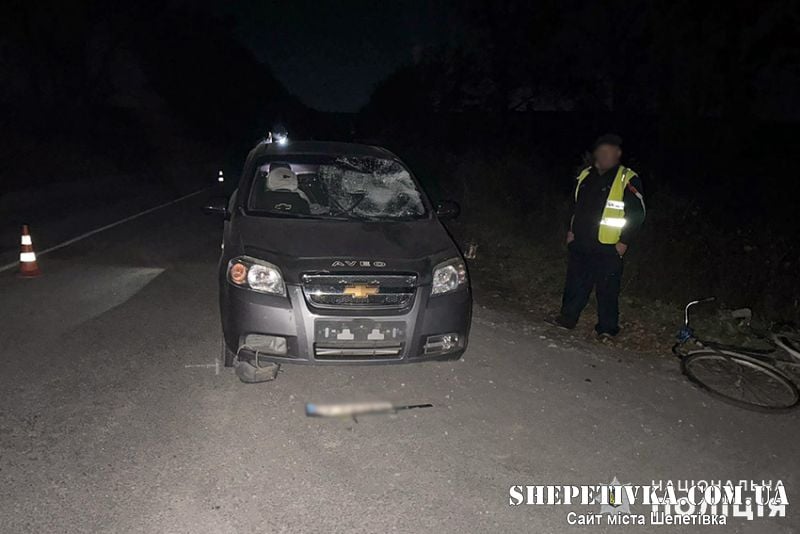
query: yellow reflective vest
[{"left": 574, "top": 165, "right": 638, "bottom": 245}]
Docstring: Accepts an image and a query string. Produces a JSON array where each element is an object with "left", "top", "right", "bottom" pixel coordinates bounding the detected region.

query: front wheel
[
  {"left": 221, "top": 338, "right": 236, "bottom": 367},
  {"left": 681, "top": 351, "right": 800, "bottom": 412}
]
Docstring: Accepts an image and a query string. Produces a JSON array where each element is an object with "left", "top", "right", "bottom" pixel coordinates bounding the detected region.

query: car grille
[{"left": 301, "top": 274, "right": 417, "bottom": 309}]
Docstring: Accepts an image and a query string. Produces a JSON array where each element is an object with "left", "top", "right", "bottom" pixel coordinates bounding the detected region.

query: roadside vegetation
[
  {"left": 351, "top": 0, "right": 800, "bottom": 352},
  {"left": 365, "top": 126, "right": 800, "bottom": 354}
]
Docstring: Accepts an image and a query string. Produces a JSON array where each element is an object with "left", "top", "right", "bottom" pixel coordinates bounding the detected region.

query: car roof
[{"left": 250, "top": 140, "right": 398, "bottom": 160}]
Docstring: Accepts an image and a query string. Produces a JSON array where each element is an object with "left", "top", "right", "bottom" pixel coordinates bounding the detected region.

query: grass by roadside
[
  {"left": 446, "top": 218, "right": 787, "bottom": 359},
  {"left": 450, "top": 221, "right": 677, "bottom": 356},
  {"left": 394, "top": 140, "right": 800, "bottom": 357}
]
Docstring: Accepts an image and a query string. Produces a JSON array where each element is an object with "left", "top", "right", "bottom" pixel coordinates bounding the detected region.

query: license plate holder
[{"left": 315, "top": 320, "right": 406, "bottom": 342}]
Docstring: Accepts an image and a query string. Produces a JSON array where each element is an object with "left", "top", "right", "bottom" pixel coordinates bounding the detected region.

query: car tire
[
  {"left": 432, "top": 349, "right": 465, "bottom": 361},
  {"left": 221, "top": 338, "right": 236, "bottom": 367}
]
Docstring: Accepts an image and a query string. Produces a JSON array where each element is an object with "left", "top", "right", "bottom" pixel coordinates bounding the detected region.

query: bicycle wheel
[{"left": 681, "top": 351, "right": 800, "bottom": 412}]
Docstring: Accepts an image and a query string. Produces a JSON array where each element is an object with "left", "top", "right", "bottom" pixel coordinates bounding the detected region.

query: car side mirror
[
  {"left": 203, "top": 197, "right": 229, "bottom": 218},
  {"left": 435, "top": 200, "right": 460, "bottom": 220}
]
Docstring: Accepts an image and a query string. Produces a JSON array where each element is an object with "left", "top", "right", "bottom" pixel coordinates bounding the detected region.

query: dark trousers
[{"left": 559, "top": 244, "right": 623, "bottom": 335}]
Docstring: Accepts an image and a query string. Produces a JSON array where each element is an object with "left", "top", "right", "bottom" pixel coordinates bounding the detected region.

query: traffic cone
[{"left": 19, "top": 225, "right": 41, "bottom": 278}]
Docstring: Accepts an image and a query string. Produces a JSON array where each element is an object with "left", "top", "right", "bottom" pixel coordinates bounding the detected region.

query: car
[{"left": 204, "top": 138, "right": 471, "bottom": 382}]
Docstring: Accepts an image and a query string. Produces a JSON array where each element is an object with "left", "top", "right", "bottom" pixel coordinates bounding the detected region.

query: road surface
[{"left": 1, "top": 194, "right": 797, "bottom": 533}]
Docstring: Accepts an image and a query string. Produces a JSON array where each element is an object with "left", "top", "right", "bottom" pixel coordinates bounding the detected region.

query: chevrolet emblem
[{"left": 343, "top": 284, "right": 379, "bottom": 299}]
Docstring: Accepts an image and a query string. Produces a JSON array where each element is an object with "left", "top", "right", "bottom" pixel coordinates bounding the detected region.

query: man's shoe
[
  {"left": 596, "top": 332, "right": 616, "bottom": 342},
  {"left": 545, "top": 315, "right": 576, "bottom": 331}
]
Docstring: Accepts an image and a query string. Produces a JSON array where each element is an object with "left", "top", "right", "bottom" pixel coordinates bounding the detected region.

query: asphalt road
[{"left": 1, "top": 195, "right": 798, "bottom": 534}]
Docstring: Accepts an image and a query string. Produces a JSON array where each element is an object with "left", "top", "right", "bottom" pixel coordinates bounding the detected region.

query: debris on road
[
  {"left": 305, "top": 401, "right": 433, "bottom": 421},
  {"left": 235, "top": 359, "right": 280, "bottom": 383}
]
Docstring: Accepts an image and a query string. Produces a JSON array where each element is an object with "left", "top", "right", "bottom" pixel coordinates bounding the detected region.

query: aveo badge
[{"left": 331, "top": 260, "right": 386, "bottom": 268}]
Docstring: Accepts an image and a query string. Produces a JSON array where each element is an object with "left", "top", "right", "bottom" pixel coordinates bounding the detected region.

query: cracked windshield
[{"left": 249, "top": 156, "right": 426, "bottom": 220}]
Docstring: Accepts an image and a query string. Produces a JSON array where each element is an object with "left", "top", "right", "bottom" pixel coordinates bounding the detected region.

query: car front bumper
[{"left": 221, "top": 283, "right": 471, "bottom": 365}]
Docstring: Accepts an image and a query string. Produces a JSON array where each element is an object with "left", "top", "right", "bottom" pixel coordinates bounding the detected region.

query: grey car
[{"left": 205, "top": 140, "right": 471, "bottom": 380}]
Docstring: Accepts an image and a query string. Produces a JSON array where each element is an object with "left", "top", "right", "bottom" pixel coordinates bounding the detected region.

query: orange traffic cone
[{"left": 19, "top": 225, "right": 41, "bottom": 278}]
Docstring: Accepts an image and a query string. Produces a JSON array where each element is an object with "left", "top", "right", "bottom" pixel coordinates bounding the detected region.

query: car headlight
[
  {"left": 227, "top": 256, "right": 285, "bottom": 296},
  {"left": 431, "top": 258, "right": 468, "bottom": 296}
]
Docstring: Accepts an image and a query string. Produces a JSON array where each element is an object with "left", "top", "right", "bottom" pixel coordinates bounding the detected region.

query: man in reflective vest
[{"left": 551, "top": 134, "right": 646, "bottom": 338}]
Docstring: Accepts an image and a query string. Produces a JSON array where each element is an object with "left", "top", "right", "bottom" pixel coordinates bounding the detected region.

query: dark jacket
[{"left": 569, "top": 164, "right": 645, "bottom": 251}]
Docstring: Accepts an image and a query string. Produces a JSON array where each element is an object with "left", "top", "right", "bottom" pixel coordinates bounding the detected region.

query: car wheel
[
  {"left": 432, "top": 349, "right": 465, "bottom": 361},
  {"left": 221, "top": 338, "right": 236, "bottom": 367}
]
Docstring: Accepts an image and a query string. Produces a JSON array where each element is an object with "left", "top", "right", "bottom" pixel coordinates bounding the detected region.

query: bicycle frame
[{"left": 674, "top": 297, "right": 791, "bottom": 365}]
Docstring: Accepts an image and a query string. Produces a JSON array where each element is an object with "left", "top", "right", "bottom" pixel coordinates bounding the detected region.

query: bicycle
[{"left": 673, "top": 297, "right": 800, "bottom": 412}]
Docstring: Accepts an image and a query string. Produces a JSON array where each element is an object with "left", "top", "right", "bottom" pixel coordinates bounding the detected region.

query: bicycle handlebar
[{"left": 683, "top": 297, "right": 716, "bottom": 327}]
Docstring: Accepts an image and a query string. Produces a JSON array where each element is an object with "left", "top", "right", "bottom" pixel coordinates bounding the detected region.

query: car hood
[{"left": 234, "top": 215, "right": 459, "bottom": 283}]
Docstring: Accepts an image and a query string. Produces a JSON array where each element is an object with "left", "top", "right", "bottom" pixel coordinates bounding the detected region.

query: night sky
[{"left": 222, "top": 0, "right": 454, "bottom": 112}]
